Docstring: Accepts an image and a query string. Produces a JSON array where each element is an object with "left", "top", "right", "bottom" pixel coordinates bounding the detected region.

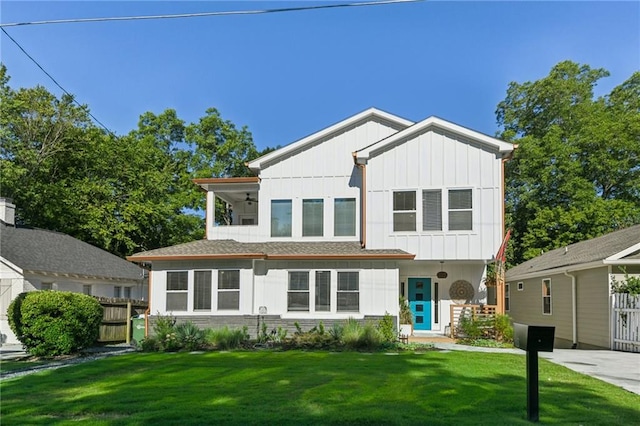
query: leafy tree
[{"left": 497, "top": 61, "right": 640, "bottom": 264}]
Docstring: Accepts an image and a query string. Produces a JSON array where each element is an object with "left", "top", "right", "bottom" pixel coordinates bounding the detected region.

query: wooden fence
[
  {"left": 449, "top": 304, "right": 497, "bottom": 338},
  {"left": 613, "top": 293, "right": 640, "bottom": 353},
  {"left": 96, "top": 297, "right": 148, "bottom": 343}
]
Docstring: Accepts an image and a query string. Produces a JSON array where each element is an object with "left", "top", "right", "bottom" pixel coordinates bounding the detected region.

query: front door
[{"left": 408, "top": 278, "right": 431, "bottom": 331}]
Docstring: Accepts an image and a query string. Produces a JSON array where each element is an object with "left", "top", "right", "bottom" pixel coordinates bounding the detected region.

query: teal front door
[{"left": 408, "top": 278, "right": 431, "bottom": 331}]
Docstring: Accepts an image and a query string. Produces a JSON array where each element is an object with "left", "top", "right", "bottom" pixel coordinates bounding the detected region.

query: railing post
[{"left": 125, "top": 301, "right": 132, "bottom": 345}]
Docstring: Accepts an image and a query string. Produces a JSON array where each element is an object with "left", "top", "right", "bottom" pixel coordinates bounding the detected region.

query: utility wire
[
  {"left": 0, "top": 0, "right": 422, "bottom": 28},
  {"left": 1, "top": 27, "right": 116, "bottom": 136}
]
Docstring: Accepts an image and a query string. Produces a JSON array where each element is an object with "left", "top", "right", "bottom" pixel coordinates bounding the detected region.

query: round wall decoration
[{"left": 449, "top": 280, "right": 474, "bottom": 304}]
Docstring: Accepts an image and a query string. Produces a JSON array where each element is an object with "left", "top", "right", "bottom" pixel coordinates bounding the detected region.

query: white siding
[{"left": 366, "top": 129, "right": 503, "bottom": 261}]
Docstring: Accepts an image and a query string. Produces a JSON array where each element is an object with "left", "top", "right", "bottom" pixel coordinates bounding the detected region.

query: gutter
[
  {"left": 352, "top": 152, "right": 367, "bottom": 248},
  {"left": 145, "top": 270, "right": 152, "bottom": 338},
  {"left": 563, "top": 271, "right": 578, "bottom": 348}
]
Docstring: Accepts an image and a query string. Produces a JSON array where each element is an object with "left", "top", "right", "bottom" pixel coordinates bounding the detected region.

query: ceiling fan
[{"left": 245, "top": 193, "right": 258, "bottom": 205}]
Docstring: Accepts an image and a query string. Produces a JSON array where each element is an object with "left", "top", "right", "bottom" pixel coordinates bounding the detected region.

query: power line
[
  {"left": 0, "top": 0, "right": 423, "bottom": 28},
  {"left": 0, "top": 27, "right": 116, "bottom": 136}
]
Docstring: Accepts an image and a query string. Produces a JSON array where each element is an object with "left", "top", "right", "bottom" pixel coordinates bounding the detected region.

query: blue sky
[{"left": 1, "top": 1, "right": 638, "bottom": 151}]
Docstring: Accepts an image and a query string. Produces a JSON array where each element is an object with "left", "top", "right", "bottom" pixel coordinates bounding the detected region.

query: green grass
[
  {"left": 0, "top": 359, "right": 50, "bottom": 373},
  {"left": 1, "top": 351, "right": 638, "bottom": 425}
]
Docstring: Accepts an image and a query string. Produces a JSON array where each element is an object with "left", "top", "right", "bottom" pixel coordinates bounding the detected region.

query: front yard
[{"left": 1, "top": 350, "right": 638, "bottom": 425}]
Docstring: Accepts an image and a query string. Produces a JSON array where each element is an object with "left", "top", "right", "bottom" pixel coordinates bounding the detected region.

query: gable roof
[
  {"left": 353, "top": 116, "right": 513, "bottom": 162},
  {"left": 247, "top": 107, "right": 413, "bottom": 172},
  {"left": 128, "top": 239, "right": 414, "bottom": 262},
  {"left": 0, "top": 222, "right": 143, "bottom": 282},
  {"left": 506, "top": 224, "right": 640, "bottom": 280}
]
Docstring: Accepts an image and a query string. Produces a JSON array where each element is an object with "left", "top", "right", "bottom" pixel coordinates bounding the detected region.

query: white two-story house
[{"left": 128, "top": 108, "right": 513, "bottom": 336}]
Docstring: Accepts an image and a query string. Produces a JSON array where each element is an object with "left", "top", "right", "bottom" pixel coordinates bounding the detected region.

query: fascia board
[
  {"left": 356, "top": 116, "right": 513, "bottom": 160},
  {"left": 247, "top": 108, "right": 413, "bottom": 171},
  {"left": 605, "top": 242, "right": 640, "bottom": 261},
  {"left": 1, "top": 256, "right": 23, "bottom": 275},
  {"left": 506, "top": 260, "right": 605, "bottom": 281}
]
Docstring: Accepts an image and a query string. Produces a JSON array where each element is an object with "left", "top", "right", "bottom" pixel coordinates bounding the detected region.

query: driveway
[{"left": 540, "top": 349, "right": 640, "bottom": 395}]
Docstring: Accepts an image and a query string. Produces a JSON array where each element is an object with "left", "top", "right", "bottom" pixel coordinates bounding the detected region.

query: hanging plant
[{"left": 483, "top": 264, "right": 498, "bottom": 287}]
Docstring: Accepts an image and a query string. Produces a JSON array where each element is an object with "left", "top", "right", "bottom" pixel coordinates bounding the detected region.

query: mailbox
[{"left": 513, "top": 323, "right": 555, "bottom": 352}]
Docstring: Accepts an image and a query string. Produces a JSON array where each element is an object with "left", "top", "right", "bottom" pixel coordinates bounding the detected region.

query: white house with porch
[{"left": 129, "top": 108, "right": 513, "bottom": 336}]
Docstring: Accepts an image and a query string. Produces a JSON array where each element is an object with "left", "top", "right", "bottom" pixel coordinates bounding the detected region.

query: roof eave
[{"left": 506, "top": 260, "right": 606, "bottom": 281}]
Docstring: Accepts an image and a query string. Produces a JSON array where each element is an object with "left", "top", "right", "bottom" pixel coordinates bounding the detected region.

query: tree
[{"left": 497, "top": 61, "right": 640, "bottom": 264}]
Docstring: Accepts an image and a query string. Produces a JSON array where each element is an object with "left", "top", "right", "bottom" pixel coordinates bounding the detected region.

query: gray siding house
[{"left": 506, "top": 225, "right": 640, "bottom": 350}]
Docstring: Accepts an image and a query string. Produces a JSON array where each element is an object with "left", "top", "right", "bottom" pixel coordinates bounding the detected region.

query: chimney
[{"left": 0, "top": 198, "right": 16, "bottom": 225}]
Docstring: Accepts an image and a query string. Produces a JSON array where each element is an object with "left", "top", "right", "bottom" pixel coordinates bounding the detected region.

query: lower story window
[
  {"left": 505, "top": 283, "right": 510, "bottom": 312},
  {"left": 41, "top": 283, "right": 53, "bottom": 291},
  {"left": 114, "top": 286, "right": 122, "bottom": 298},
  {"left": 194, "top": 271, "right": 212, "bottom": 310},
  {"left": 542, "top": 279, "right": 552, "bottom": 315},
  {"left": 166, "top": 271, "right": 188, "bottom": 311},
  {"left": 337, "top": 271, "right": 359, "bottom": 312},
  {"left": 82, "top": 285, "right": 92, "bottom": 296},
  {"left": 218, "top": 270, "right": 240, "bottom": 310},
  {"left": 124, "top": 287, "right": 132, "bottom": 299},
  {"left": 315, "top": 271, "right": 330, "bottom": 312},
  {"left": 288, "top": 271, "right": 309, "bottom": 311}
]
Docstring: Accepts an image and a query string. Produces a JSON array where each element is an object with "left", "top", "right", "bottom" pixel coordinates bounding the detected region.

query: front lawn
[{"left": 1, "top": 351, "right": 638, "bottom": 425}]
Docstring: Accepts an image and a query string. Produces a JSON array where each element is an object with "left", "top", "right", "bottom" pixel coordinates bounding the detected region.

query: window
[
  {"left": 124, "top": 287, "right": 131, "bottom": 299},
  {"left": 194, "top": 271, "right": 212, "bottom": 310},
  {"left": 271, "top": 200, "right": 292, "bottom": 237},
  {"left": 315, "top": 271, "right": 331, "bottom": 312},
  {"left": 166, "top": 271, "right": 188, "bottom": 311},
  {"left": 334, "top": 198, "right": 356, "bottom": 236},
  {"left": 393, "top": 191, "right": 416, "bottom": 231},
  {"left": 422, "top": 190, "right": 442, "bottom": 231},
  {"left": 303, "top": 199, "right": 324, "bottom": 236},
  {"left": 337, "top": 272, "right": 359, "bottom": 312},
  {"left": 517, "top": 282, "right": 524, "bottom": 291},
  {"left": 505, "top": 283, "right": 510, "bottom": 312},
  {"left": 288, "top": 272, "right": 309, "bottom": 311},
  {"left": 542, "top": 279, "right": 552, "bottom": 315},
  {"left": 448, "top": 189, "right": 472, "bottom": 230},
  {"left": 83, "top": 285, "right": 92, "bottom": 296},
  {"left": 41, "top": 283, "right": 53, "bottom": 291},
  {"left": 218, "top": 270, "right": 240, "bottom": 310},
  {"left": 114, "top": 286, "right": 122, "bottom": 298}
]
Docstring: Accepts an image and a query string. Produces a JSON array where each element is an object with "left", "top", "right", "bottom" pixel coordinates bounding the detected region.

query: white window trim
[
  {"left": 392, "top": 189, "right": 418, "bottom": 233},
  {"left": 193, "top": 270, "right": 213, "bottom": 312},
  {"left": 542, "top": 278, "right": 552, "bottom": 315},
  {"left": 446, "top": 187, "right": 473, "bottom": 232},
  {"left": 166, "top": 270, "right": 189, "bottom": 312},
  {"left": 517, "top": 282, "right": 524, "bottom": 291},
  {"left": 337, "top": 270, "right": 360, "bottom": 313},
  {"left": 287, "top": 270, "right": 310, "bottom": 312},
  {"left": 217, "top": 269, "right": 240, "bottom": 311}
]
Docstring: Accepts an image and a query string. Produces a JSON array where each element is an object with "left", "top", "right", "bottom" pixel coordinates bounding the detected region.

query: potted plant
[{"left": 399, "top": 296, "right": 413, "bottom": 340}]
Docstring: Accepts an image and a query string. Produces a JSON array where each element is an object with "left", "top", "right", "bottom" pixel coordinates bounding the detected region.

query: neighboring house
[
  {"left": 506, "top": 225, "right": 640, "bottom": 350},
  {"left": 128, "top": 108, "right": 513, "bottom": 337},
  {"left": 0, "top": 198, "right": 146, "bottom": 344}
]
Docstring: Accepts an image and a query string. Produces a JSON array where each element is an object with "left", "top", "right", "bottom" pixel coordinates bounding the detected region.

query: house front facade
[
  {"left": 506, "top": 225, "right": 640, "bottom": 350},
  {"left": 129, "top": 108, "right": 513, "bottom": 336}
]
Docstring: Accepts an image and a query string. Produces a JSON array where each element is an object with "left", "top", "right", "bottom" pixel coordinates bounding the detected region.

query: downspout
[
  {"left": 564, "top": 271, "right": 577, "bottom": 348},
  {"left": 145, "top": 269, "right": 152, "bottom": 338},
  {"left": 352, "top": 152, "right": 367, "bottom": 248}
]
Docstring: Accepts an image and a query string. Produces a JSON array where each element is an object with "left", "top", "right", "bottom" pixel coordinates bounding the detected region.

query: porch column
[{"left": 206, "top": 190, "right": 215, "bottom": 239}]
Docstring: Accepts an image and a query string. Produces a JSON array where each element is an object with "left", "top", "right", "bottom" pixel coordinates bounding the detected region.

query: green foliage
[
  {"left": 497, "top": 61, "right": 640, "bottom": 265},
  {"left": 205, "top": 326, "right": 250, "bottom": 350},
  {"left": 611, "top": 272, "right": 640, "bottom": 296},
  {"left": 328, "top": 323, "right": 344, "bottom": 341},
  {"left": 341, "top": 318, "right": 383, "bottom": 350},
  {"left": 7, "top": 291, "right": 102, "bottom": 357},
  {"left": 399, "top": 296, "right": 413, "bottom": 325},
  {"left": 377, "top": 312, "right": 396, "bottom": 343},
  {"left": 175, "top": 321, "right": 206, "bottom": 351},
  {"left": 457, "top": 314, "right": 514, "bottom": 346},
  {"left": 494, "top": 314, "right": 514, "bottom": 343},
  {"left": 152, "top": 313, "right": 180, "bottom": 352}
]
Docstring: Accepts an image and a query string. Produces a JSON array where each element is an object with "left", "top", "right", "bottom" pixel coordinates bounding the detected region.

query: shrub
[
  {"left": 152, "top": 313, "right": 180, "bottom": 352},
  {"left": 377, "top": 312, "right": 396, "bottom": 343},
  {"left": 175, "top": 321, "right": 206, "bottom": 351},
  {"left": 341, "top": 318, "right": 382, "bottom": 350},
  {"left": 205, "top": 326, "right": 250, "bottom": 350},
  {"left": 612, "top": 272, "right": 640, "bottom": 296},
  {"left": 7, "top": 291, "right": 102, "bottom": 357},
  {"left": 494, "top": 314, "right": 514, "bottom": 343}
]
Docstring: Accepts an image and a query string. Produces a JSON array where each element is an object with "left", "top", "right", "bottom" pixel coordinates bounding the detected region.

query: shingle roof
[
  {"left": 0, "top": 222, "right": 143, "bottom": 281},
  {"left": 128, "top": 239, "right": 414, "bottom": 261},
  {"left": 507, "top": 224, "right": 640, "bottom": 279}
]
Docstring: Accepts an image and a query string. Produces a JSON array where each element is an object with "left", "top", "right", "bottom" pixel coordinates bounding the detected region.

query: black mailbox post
[{"left": 513, "top": 323, "right": 555, "bottom": 422}]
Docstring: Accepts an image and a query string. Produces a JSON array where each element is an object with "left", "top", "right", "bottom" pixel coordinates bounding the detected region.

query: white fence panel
[{"left": 613, "top": 293, "right": 640, "bottom": 353}]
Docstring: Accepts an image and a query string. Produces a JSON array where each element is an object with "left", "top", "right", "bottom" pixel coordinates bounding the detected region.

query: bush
[
  {"left": 494, "top": 314, "right": 514, "bottom": 343},
  {"left": 152, "top": 313, "right": 180, "bottom": 351},
  {"left": 612, "top": 272, "right": 640, "bottom": 296},
  {"left": 7, "top": 291, "right": 103, "bottom": 357},
  {"left": 377, "top": 312, "right": 396, "bottom": 343},
  {"left": 205, "top": 326, "right": 250, "bottom": 350},
  {"left": 175, "top": 321, "right": 206, "bottom": 351},
  {"left": 341, "top": 318, "right": 383, "bottom": 350}
]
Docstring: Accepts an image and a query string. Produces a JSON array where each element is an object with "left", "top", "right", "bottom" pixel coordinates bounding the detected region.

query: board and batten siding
[
  {"left": 150, "top": 259, "right": 400, "bottom": 320},
  {"left": 365, "top": 129, "right": 503, "bottom": 261}
]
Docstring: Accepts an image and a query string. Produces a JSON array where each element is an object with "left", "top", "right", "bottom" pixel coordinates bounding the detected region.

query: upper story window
[
  {"left": 303, "top": 199, "right": 324, "bottom": 237},
  {"left": 334, "top": 198, "right": 356, "bottom": 237},
  {"left": 422, "top": 190, "right": 442, "bottom": 231},
  {"left": 194, "top": 270, "right": 212, "bottom": 310},
  {"left": 271, "top": 200, "right": 292, "bottom": 237},
  {"left": 542, "top": 279, "right": 552, "bottom": 315},
  {"left": 448, "top": 189, "right": 472, "bottom": 231},
  {"left": 166, "top": 271, "right": 188, "bottom": 311},
  {"left": 393, "top": 191, "right": 416, "bottom": 232}
]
